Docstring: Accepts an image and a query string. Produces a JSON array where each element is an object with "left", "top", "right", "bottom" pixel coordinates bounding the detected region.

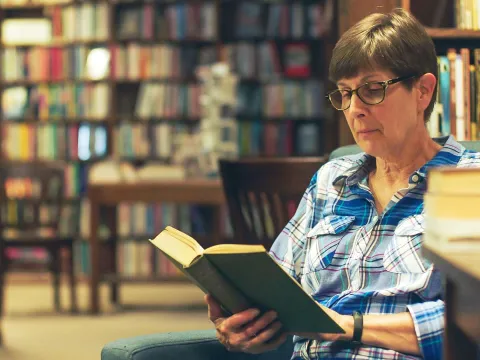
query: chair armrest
[
  {"left": 101, "top": 329, "right": 294, "bottom": 360},
  {"left": 101, "top": 329, "right": 227, "bottom": 360}
]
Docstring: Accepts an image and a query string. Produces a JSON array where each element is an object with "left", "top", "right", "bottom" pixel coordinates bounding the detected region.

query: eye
[{"left": 365, "top": 82, "right": 383, "bottom": 91}]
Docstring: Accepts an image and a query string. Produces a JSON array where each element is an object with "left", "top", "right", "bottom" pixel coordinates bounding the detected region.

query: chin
[
  {"left": 355, "top": 138, "right": 383, "bottom": 157},
  {"left": 354, "top": 131, "right": 386, "bottom": 156}
]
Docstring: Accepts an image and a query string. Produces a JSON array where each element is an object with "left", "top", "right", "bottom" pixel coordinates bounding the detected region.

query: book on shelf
[
  {"left": 432, "top": 48, "right": 480, "bottom": 141},
  {"left": 149, "top": 226, "right": 344, "bottom": 334},
  {"left": 425, "top": 167, "right": 480, "bottom": 250}
]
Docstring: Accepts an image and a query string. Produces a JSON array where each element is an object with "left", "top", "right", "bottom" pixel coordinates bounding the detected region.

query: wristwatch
[{"left": 352, "top": 311, "right": 363, "bottom": 345}]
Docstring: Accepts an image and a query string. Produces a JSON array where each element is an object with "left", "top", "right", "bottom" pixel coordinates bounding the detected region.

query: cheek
[{"left": 378, "top": 95, "right": 416, "bottom": 130}]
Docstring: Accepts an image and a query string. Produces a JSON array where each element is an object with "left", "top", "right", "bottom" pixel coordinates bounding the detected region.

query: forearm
[{"left": 341, "top": 312, "right": 421, "bottom": 356}]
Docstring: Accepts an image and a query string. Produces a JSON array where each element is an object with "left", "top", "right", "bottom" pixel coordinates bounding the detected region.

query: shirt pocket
[
  {"left": 382, "top": 214, "right": 433, "bottom": 274},
  {"left": 304, "top": 214, "right": 356, "bottom": 273}
]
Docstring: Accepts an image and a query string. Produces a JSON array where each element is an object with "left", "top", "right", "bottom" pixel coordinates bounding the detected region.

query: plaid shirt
[{"left": 270, "top": 136, "right": 480, "bottom": 360}]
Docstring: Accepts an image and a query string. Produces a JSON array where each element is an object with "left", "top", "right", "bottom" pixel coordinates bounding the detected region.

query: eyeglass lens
[{"left": 330, "top": 82, "right": 385, "bottom": 110}]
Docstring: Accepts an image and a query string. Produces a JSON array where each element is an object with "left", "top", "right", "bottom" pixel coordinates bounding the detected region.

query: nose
[{"left": 347, "top": 92, "right": 367, "bottom": 118}]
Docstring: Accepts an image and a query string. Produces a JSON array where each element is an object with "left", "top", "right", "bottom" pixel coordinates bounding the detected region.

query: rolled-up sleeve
[{"left": 407, "top": 300, "right": 444, "bottom": 360}]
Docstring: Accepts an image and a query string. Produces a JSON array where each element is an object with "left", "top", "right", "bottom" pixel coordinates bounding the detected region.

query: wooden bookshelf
[
  {"left": 426, "top": 27, "right": 480, "bottom": 39},
  {"left": 0, "top": 0, "right": 221, "bottom": 284},
  {"left": 0, "top": 0, "right": 338, "bottom": 290}
]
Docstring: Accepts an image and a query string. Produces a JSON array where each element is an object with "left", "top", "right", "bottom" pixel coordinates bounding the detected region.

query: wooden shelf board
[
  {"left": 426, "top": 27, "right": 480, "bottom": 39},
  {"left": 88, "top": 180, "right": 225, "bottom": 205},
  {"left": 2, "top": 79, "right": 110, "bottom": 86},
  {"left": 0, "top": 3, "right": 45, "bottom": 9}
]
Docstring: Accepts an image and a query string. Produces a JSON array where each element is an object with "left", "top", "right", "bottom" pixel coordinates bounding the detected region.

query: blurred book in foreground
[{"left": 425, "top": 166, "right": 480, "bottom": 250}]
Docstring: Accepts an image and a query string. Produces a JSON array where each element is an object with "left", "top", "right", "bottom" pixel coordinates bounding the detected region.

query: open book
[{"left": 149, "top": 226, "right": 344, "bottom": 333}]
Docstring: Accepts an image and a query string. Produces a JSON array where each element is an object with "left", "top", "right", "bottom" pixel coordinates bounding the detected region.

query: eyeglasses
[{"left": 326, "top": 75, "right": 417, "bottom": 111}]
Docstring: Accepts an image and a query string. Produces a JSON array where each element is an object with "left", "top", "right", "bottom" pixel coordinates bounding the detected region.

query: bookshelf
[
  {"left": 0, "top": 0, "right": 336, "bottom": 284},
  {"left": 426, "top": 27, "right": 480, "bottom": 39},
  {"left": 217, "top": 0, "right": 337, "bottom": 156},
  {"left": 403, "top": 0, "right": 480, "bottom": 142}
]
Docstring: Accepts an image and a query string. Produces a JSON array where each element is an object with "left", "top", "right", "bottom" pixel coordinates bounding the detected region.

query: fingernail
[{"left": 252, "top": 309, "right": 260, "bottom": 316}]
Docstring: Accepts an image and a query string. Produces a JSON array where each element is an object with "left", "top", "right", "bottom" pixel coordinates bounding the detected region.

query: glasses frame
[{"left": 326, "top": 74, "right": 417, "bottom": 111}]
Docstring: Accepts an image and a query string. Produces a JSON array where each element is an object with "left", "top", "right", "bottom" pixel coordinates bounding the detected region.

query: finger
[
  {"left": 259, "top": 332, "right": 288, "bottom": 353},
  {"left": 227, "top": 322, "right": 284, "bottom": 354},
  {"left": 205, "top": 294, "right": 223, "bottom": 311},
  {"left": 221, "top": 308, "right": 261, "bottom": 330},
  {"left": 242, "top": 310, "right": 278, "bottom": 339},
  {"left": 249, "top": 320, "right": 283, "bottom": 345},
  {"left": 207, "top": 297, "right": 226, "bottom": 323},
  {"left": 204, "top": 294, "right": 217, "bottom": 306},
  {"left": 205, "top": 294, "right": 234, "bottom": 318},
  {"left": 246, "top": 328, "right": 288, "bottom": 355},
  {"left": 208, "top": 303, "right": 223, "bottom": 323}
]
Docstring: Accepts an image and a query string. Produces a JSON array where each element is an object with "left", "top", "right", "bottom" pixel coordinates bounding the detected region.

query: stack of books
[{"left": 424, "top": 167, "right": 480, "bottom": 250}]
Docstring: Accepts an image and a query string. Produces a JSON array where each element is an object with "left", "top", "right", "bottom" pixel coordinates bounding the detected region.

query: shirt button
[{"left": 411, "top": 174, "right": 419, "bottom": 183}]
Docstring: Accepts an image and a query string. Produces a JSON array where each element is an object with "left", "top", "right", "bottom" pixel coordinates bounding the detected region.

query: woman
[{"left": 206, "top": 8, "right": 480, "bottom": 360}]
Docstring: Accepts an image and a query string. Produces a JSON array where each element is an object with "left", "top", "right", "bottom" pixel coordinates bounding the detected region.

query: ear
[{"left": 416, "top": 73, "right": 436, "bottom": 112}]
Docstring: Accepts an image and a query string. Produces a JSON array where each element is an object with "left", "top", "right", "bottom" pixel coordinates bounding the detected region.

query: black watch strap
[{"left": 352, "top": 311, "right": 363, "bottom": 344}]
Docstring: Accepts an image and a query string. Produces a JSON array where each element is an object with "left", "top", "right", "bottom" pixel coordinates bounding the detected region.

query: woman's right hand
[{"left": 205, "top": 294, "right": 287, "bottom": 354}]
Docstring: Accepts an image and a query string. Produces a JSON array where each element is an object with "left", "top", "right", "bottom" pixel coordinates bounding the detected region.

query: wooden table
[
  {"left": 423, "top": 245, "right": 480, "bottom": 360},
  {"left": 88, "top": 180, "right": 225, "bottom": 314}
]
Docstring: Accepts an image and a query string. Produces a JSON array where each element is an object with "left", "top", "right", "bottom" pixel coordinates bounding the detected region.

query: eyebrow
[{"left": 337, "top": 74, "right": 382, "bottom": 87}]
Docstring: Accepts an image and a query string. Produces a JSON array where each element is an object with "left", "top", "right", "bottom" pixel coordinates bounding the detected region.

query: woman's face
[{"left": 337, "top": 69, "right": 427, "bottom": 159}]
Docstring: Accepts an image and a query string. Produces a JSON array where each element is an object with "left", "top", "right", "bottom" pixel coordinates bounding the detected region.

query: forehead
[{"left": 337, "top": 69, "right": 395, "bottom": 86}]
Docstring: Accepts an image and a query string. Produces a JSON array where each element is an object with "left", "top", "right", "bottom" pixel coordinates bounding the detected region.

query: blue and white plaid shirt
[{"left": 270, "top": 135, "right": 480, "bottom": 360}]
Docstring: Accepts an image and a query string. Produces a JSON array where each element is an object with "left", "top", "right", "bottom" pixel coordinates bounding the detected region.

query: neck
[{"left": 372, "top": 131, "right": 442, "bottom": 186}]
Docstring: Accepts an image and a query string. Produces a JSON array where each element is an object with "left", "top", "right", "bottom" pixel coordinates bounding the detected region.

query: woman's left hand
[{"left": 289, "top": 305, "right": 353, "bottom": 342}]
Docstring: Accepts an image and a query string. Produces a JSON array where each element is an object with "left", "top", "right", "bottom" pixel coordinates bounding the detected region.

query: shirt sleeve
[
  {"left": 407, "top": 299, "right": 444, "bottom": 360},
  {"left": 268, "top": 171, "right": 320, "bottom": 282}
]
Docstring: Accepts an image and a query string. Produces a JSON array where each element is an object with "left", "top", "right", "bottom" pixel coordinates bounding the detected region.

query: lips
[{"left": 357, "top": 129, "right": 377, "bottom": 134}]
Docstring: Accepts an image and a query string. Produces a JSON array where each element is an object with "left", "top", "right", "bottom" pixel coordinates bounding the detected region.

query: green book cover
[{"left": 149, "top": 226, "right": 344, "bottom": 334}]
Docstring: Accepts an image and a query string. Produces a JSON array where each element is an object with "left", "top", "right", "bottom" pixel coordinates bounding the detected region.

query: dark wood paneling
[{"left": 338, "top": 0, "right": 403, "bottom": 36}]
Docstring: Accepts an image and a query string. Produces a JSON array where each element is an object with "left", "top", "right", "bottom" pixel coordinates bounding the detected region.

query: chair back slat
[
  {"left": 0, "top": 162, "right": 65, "bottom": 234},
  {"left": 219, "top": 157, "right": 327, "bottom": 250}
]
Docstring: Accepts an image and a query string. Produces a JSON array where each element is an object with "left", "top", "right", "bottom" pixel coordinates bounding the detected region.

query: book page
[
  {"left": 149, "top": 227, "right": 204, "bottom": 266},
  {"left": 425, "top": 216, "right": 480, "bottom": 251},
  {"left": 205, "top": 243, "right": 266, "bottom": 254}
]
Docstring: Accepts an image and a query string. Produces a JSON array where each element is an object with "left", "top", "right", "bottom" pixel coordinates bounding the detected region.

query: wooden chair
[
  {"left": 219, "top": 157, "right": 327, "bottom": 250},
  {"left": 0, "top": 161, "right": 78, "bottom": 333}
]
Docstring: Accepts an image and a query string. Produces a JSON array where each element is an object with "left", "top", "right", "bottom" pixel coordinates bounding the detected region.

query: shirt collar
[{"left": 332, "top": 135, "right": 465, "bottom": 187}]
